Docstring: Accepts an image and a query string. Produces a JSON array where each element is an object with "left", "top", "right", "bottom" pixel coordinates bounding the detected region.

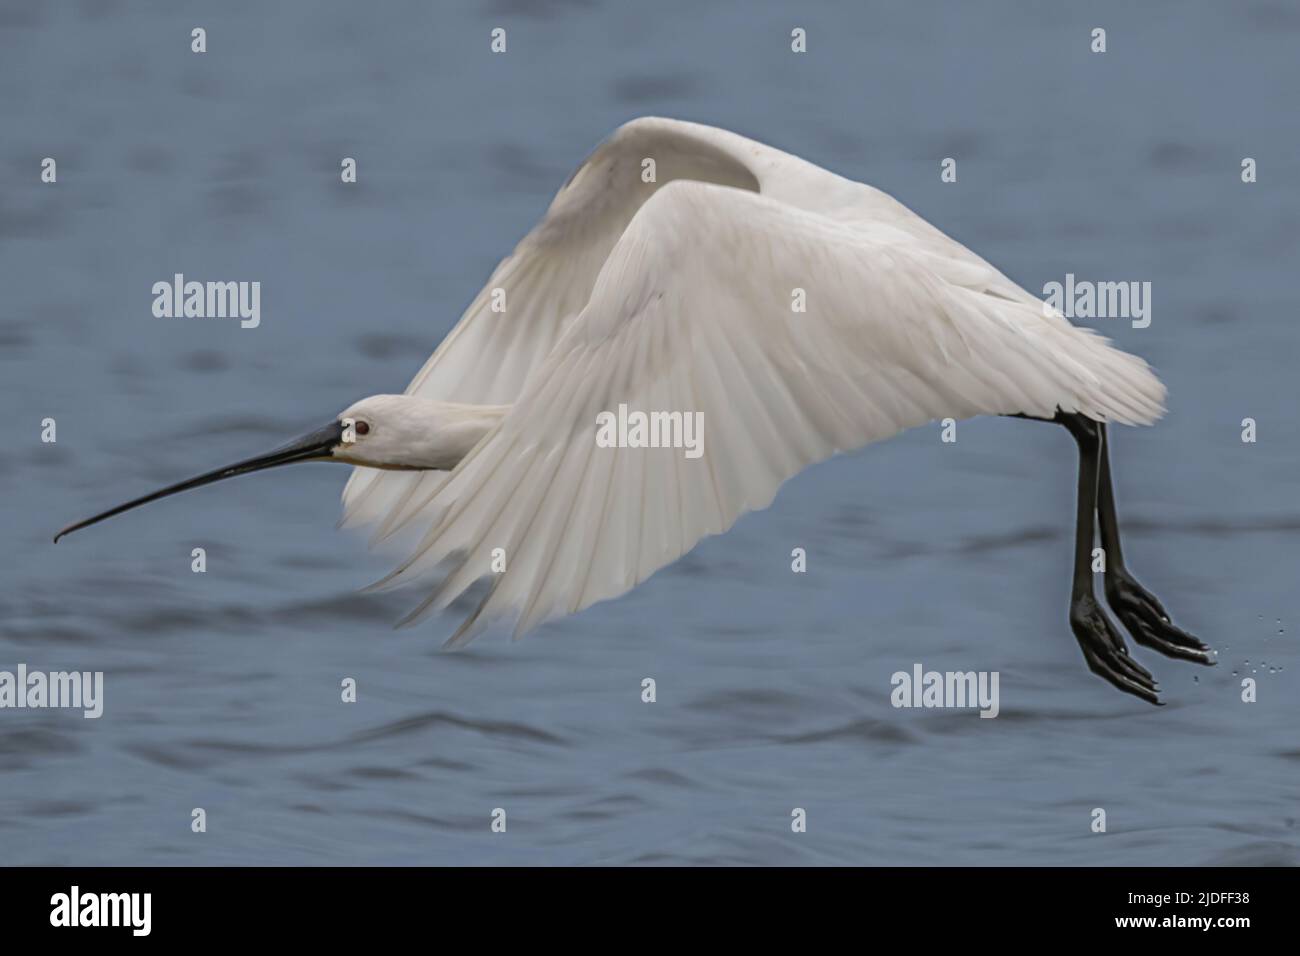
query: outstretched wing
[
  {"left": 341, "top": 117, "right": 1054, "bottom": 533},
  {"left": 340, "top": 117, "right": 777, "bottom": 532},
  {"left": 368, "top": 181, "right": 1165, "bottom": 643}
]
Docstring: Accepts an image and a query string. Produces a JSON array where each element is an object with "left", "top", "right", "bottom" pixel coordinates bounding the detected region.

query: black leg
[
  {"left": 1059, "top": 414, "right": 1162, "bottom": 704},
  {"left": 1095, "top": 424, "right": 1215, "bottom": 665}
]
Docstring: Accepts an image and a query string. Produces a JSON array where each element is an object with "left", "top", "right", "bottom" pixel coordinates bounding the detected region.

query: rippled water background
[{"left": 2, "top": 1, "right": 1298, "bottom": 865}]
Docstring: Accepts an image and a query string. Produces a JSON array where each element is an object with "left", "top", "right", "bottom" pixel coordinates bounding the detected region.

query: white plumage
[{"left": 338, "top": 117, "right": 1165, "bottom": 644}]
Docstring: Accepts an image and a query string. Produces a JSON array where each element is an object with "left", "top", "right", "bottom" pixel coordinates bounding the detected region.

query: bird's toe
[
  {"left": 1105, "top": 571, "right": 1215, "bottom": 665},
  {"left": 1071, "top": 595, "right": 1162, "bottom": 705}
]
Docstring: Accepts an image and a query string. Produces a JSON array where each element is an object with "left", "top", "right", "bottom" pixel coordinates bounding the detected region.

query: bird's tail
[{"left": 1049, "top": 324, "right": 1166, "bottom": 426}]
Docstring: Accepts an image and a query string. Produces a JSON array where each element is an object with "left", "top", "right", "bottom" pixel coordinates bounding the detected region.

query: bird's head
[
  {"left": 52, "top": 394, "right": 507, "bottom": 542},
  {"left": 331, "top": 394, "right": 463, "bottom": 471}
]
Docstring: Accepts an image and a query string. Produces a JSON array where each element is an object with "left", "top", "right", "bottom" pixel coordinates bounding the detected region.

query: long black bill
[{"left": 53, "top": 420, "right": 346, "bottom": 543}]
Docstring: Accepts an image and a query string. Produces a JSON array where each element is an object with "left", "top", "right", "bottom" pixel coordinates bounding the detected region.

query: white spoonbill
[{"left": 55, "top": 117, "right": 1213, "bottom": 703}]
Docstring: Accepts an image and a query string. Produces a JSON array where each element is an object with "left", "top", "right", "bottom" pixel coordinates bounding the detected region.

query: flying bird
[{"left": 55, "top": 117, "right": 1213, "bottom": 703}]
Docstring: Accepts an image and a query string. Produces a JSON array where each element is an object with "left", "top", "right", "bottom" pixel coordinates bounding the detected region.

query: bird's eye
[{"left": 354, "top": 421, "right": 370, "bottom": 436}]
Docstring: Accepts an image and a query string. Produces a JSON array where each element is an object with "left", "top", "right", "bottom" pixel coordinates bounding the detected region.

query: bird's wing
[
  {"left": 340, "top": 117, "right": 784, "bottom": 531},
  {"left": 341, "top": 117, "right": 1049, "bottom": 531},
  {"left": 368, "top": 181, "right": 1165, "bottom": 643}
]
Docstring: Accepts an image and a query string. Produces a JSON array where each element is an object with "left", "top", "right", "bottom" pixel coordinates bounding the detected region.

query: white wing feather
[
  {"left": 340, "top": 118, "right": 773, "bottom": 532},
  {"left": 366, "top": 180, "right": 1164, "bottom": 643}
]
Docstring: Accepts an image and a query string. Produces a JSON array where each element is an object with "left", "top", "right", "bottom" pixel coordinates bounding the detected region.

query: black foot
[
  {"left": 1069, "top": 593, "right": 1162, "bottom": 705},
  {"left": 1105, "top": 569, "right": 1215, "bottom": 666}
]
